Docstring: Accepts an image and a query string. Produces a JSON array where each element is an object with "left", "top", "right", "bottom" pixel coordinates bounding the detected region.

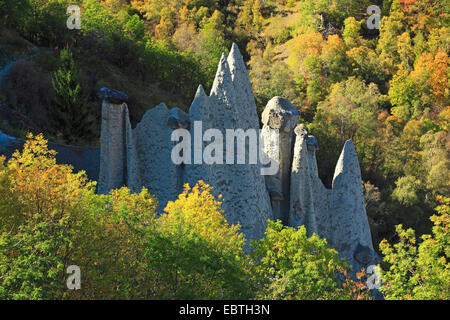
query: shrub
[
  {"left": 0, "top": 133, "right": 96, "bottom": 299},
  {"left": 250, "top": 220, "right": 372, "bottom": 300},
  {"left": 379, "top": 196, "right": 450, "bottom": 300},
  {"left": 145, "top": 182, "right": 254, "bottom": 299},
  {"left": 0, "top": 135, "right": 252, "bottom": 299}
]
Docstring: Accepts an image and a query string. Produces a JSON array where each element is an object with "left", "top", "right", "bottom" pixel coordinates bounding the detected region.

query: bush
[
  {"left": 0, "top": 133, "right": 97, "bottom": 299},
  {"left": 250, "top": 220, "right": 372, "bottom": 300},
  {"left": 379, "top": 196, "right": 450, "bottom": 300},
  {"left": 21, "top": 0, "right": 72, "bottom": 46},
  {"left": 0, "top": 0, "right": 30, "bottom": 30},
  {"left": 144, "top": 181, "right": 254, "bottom": 299},
  {"left": 0, "top": 135, "right": 252, "bottom": 299},
  {"left": 4, "top": 60, "right": 53, "bottom": 124}
]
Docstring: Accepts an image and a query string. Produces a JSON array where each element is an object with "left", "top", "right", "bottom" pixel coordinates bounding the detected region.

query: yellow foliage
[
  {"left": 429, "top": 51, "right": 449, "bottom": 98},
  {"left": 155, "top": 17, "right": 175, "bottom": 39},
  {"left": 286, "top": 31, "right": 324, "bottom": 72},
  {"left": 403, "top": 119, "right": 422, "bottom": 134},
  {"left": 385, "top": 114, "right": 405, "bottom": 132},
  {"left": 411, "top": 52, "right": 433, "bottom": 81},
  {"left": 162, "top": 181, "right": 244, "bottom": 250},
  {"left": 0, "top": 133, "right": 96, "bottom": 230},
  {"left": 179, "top": 6, "right": 191, "bottom": 24},
  {"left": 438, "top": 106, "right": 450, "bottom": 131}
]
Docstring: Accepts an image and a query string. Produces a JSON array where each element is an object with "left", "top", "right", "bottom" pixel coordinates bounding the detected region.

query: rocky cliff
[
  {"left": 98, "top": 44, "right": 273, "bottom": 242},
  {"left": 96, "top": 44, "right": 376, "bottom": 270}
]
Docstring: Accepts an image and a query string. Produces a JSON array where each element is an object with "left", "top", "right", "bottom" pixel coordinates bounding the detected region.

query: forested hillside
[
  {"left": 1, "top": 0, "right": 448, "bottom": 253},
  {"left": 0, "top": 0, "right": 448, "bottom": 300}
]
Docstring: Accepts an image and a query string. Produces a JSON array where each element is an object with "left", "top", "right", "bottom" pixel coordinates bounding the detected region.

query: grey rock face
[
  {"left": 331, "top": 140, "right": 374, "bottom": 269},
  {"left": 261, "top": 97, "right": 298, "bottom": 224},
  {"left": 98, "top": 101, "right": 130, "bottom": 194},
  {"left": 168, "top": 108, "right": 190, "bottom": 129},
  {"left": 98, "top": 44, "right": 273, "bottom": 242},
  {"left": 289, "top": 134, "right": 376, "bottom": 270},
  {"left": 354, "top": 243, "right": 376, "bottom": 265},
  {"left": 261, "top": 97, "right": 298, "bottom": 132},
  {"left": 133, "top": 103, "right": 183, "bottom": 209},
  {"left": 227, "top": 43, "right": 260, "bottom": 130},
  {"left": 202, "top": 48, "right": 272, "bottom": 241},
  {"left": 184, "top": 85, "right": 214, "bottom": 190},
  {"left": 98, "top": 101, "right": 188, "bottom": 210},
  {"left": 289, "top": 125, "right": 322, "bottom": 236},
  {"left": 306, "top": 135, "right": 319, "bottom": 151},
  {"left": 287, "top": 116, "right": 375, "bottom": 270},
  {"left": 97, "top": 44, "right": 375, "bottom": 262}
]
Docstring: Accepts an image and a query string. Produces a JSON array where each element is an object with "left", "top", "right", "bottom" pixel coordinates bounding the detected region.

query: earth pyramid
[{"left": 98, "top": 44, "right": 377, "bottom": 270}]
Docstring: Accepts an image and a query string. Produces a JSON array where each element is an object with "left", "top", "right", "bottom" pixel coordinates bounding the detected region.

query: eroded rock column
[
  {"left": 98, "top": 88, "right": 131, "bottom": 194},
  {"left": 261, "top": 97, "right": 298, "bottom": 223},
  {"left": 289, "top": 124, "right": 320, "bottom": 236},
  {"left": 331, "top": 140, "right": 376, "bottom": 269},
  {"left": 133, "top": 103, "right": 186, "bottom": 211}
]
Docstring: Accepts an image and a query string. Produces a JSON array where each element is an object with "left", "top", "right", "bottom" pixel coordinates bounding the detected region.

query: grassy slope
[{"left": 0, "top": 28, "right": 192, "bottom": 146}]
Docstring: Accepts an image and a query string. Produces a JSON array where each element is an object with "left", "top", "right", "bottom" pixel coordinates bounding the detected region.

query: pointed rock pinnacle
[
  {"left": 226, "top": 43, "right": 259, "bottom": 128},
  {"left": 210, "top": 52, "right": 235, "bottom": 116},
  {"left": 332, "top": 139, "right": 361, "bottom": 188},
  {"left": 189, "top": 84, "right": 210, "bottom": 121},
  {"left": 331, "top": 139, "right": 374, "bottom": 269},
  {"left": 227, "top": 43, "right": 245, "bottom": 76},
  {"left": 210, "top": 53, "right": 232, "bottom": 96},
  {"left": 195, "top": 84, "right": 206, "bottom": 98}
]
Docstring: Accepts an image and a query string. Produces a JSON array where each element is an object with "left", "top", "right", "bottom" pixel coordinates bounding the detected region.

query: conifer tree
[{"left": 51, "top": 48, "right": 95, "bottom": 144}]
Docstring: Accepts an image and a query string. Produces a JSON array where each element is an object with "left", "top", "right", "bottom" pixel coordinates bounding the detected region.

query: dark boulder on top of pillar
[{"left": 98, "top": 87, "right": 129, "bottom": 104}]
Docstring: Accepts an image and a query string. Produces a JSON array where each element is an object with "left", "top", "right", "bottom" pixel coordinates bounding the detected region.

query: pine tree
[
  {"left": 252, "top": 0, "right": 263, "bottom": 32},
  {"left": 51, "top": 48, "right": 95, "bottom": 145}
]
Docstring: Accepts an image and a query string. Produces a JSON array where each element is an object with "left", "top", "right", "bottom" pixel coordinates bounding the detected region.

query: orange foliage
[
  {"left": 378, "top": 110, "right": 389, "bottom": 122},
  {"left": 287, "top": 31, "right": 324, "bottom": 70},
  {"left": 411, "top": 51, "right": 449, "bottom": 98},
  {"left": 430, "top": 51, "right": 449, "bottom": 97}
]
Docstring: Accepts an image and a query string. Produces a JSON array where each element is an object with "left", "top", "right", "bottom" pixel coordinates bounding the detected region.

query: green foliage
[
  {"left": 297, "top": 0, "right": 372, "bottom": 29},
  {"left": 0, "top": 0, "right": 31, "bottom": 28},
  {"left": 197, "top": 11, "right": 229, "bottom": 82},
  {"left": 379, "top": 196, "right": 450, "bottom": 300},
  {"left": 1, "top": 0, "right": 449, "bottom": 301},
  {"left": 51, "top": 48, "right": 95, "bottom": 144},
  {"left": 347, "top": 46, "right": 388, "bottom": 87},
  {"left": 81, "top": 0, "right": 121, "bottom": 35},
  {"left": 0, "top": 136, "right": 252, "bottom": 299},
  {"left": 144, "top": 40, "right": 208, "bottom": 94},
  {"left": 0, "top": 135, "right": 376, "bottom": 300},
  {"left": 0, "top": 134, "right": 97, "bottom": 299},
  {"left": 377, "top": 11, "right": 406, "bottom": 72},
  {"left": 420, "top": 131, "right": 450, "bottom": 193},
  {"left": 22, "top": 0, "right": 72, "bottom": 46},
  {"left": 310, "top": 77, "right": 383, "bottom": 181},
  {"left": 342, "top": 17, "right": 361, "bottom": 48},
  {"left": 248, "top": 44, "right": 298, "bottom": 115},
  {"left": 145, "top": 182, "right": 253, "bottom": 299},
  {"left": 389, "top": 69, "right": 419, "bottom": 120},
  {"left": 250, "top": 220, "right": 370, "bottom": 300},
  {"left": 123, "top": 14, "right": 146, "bottom": 41},
  {"left": 392, "top": 175, "right": 420, "bottom": 206},
  {"left": 321, "top": 35, "right": 350, "bottom": 83}
]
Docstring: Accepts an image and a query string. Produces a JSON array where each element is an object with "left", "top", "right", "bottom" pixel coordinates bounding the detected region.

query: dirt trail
[{"left": 0, "top": 48, "right": 53, "bottom": 84}]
